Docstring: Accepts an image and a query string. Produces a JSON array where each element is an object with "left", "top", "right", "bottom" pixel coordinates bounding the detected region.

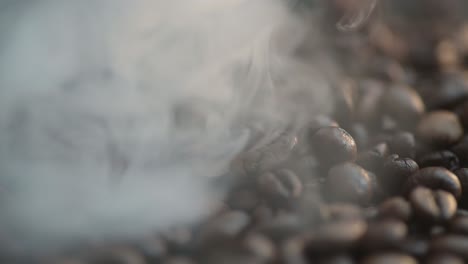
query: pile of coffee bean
[{"left": 11, "top": 2, "right": 468, "bottom": 264}]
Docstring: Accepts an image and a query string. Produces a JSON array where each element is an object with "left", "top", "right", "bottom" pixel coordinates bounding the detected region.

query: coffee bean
[
  {"left": 381, "top": 155, "right": 419, "bottom": 194},
  {"left": 163, "top": 257, "right": 196, "bottom": 264},
  {"left": 325, "top": 163, "right": 374, "bottom": 204},
  {"left": 396, "top": 237, "right": 429, "bottom": 258},
  {"left": 424, "top": 73, "right": 468, "bottom": 110},
  {"left": 349, "top": 123, "right": 369, "bottom": 149},
  {"left": 388, "top": 132, "right": 416, "bottom": 158},
  {"left": 360, "top": 252, "right": 417, "bottom": 264},
  {"left": 449, "top": 216, "right": 468, "bottom": 235},
  {"left": 357, "top": 143, "right": 389, "bottom": 173},
  {"left": 417, "top": 111, "right": 463, "bottom": 148},
  {"left": 280, "top": 237, "right": 307, "bottom": 264},
  {"left": 304, "top": 219, "right": 367, "bottom": 253},
  {"left": 317, "top": 254, "right": 355, "bottom": 264},
  {"left": 426, "top": 254, "right": 464, "bottom": 264},
  {"left": 404, "top": 167, "right": 462, "bottom": 199},
  {"left": 311, "top": 127, "right": 357, "bottom": 167},
  {"left": 235, "top": 131, "right": 298, "bottom": 176},
  {"left": 418, "top": 150, "right": 460, "bottom": 171},
  {"left": 378, "top": 197, "right": 412, "bottom": 222},
  {"left": 308, "top": 115, "right": 340, "bottom": 134},
  {"left": 360, "top": 219, "right": 408, "bottom": 251},
  {"left": 430, "top": 235, "right": 468, "bottom": 259},
  {"left": 256, "top": 213, "right": 303, "bottom": 243},
  {"left": 355, "top": 79, "right": 385, "bottom": 125},
  {"left": 455, "top": 101, "right": 468, "bottom": 130},
  {"left": 321, "top": 203, "right": 363, "bottom": 222},
  {"left": 382, "top": 85, "right": 425, "bottom": 127},
  {"left": 258, "top": 169, "right": 302, "bottom": 208},
  {"left": 410, "top": 187, "right": 457, "bottom": 223},
  {"left": 453, "top": 168, "right": 468, "bottom": 208}
]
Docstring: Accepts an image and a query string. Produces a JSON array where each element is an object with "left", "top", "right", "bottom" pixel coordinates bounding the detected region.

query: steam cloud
[{"left": 0, "top": 0, "right": 334, "bottom": 253}]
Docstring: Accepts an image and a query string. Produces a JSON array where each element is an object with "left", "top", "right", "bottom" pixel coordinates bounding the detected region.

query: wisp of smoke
[{"left": 0, "top": 0, "right": 335, "bottom": 254}]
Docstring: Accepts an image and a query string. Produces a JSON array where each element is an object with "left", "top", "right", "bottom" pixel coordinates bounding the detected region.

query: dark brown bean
[
  {"left": 311, "top": 127, "right": 357, "bottom": 167},
  {"left": 360, "top": 252, "right": 417, "bottom": 264},
  {"left": 430, "top": 235, "right": 468, "bottom": 259},
  {"left": 416, "top": 111, "right": 463, "bottom": 148},
  {"left": 304, "top": 220, "right": 367, "bottom": 253},
  {"left": 426, "top": 254, "right": 464, "bottom": 264},
  {"left": 396, "top": 237, "right": 429, "bottom": 258},
  {"left": 404, "top": 167, "right": 462, "bottom": 199},
  {"left": 449, "top": 216, "right": 468, "bottom": 235},
  {"left": 424, "top": 73, "right": 468, "bottom": 110},
  {"left": 453, "top": 168, "right": 468, "bottom": 208},
  {"left": 326, "top": 163, "right": 374, "bottom": 204},
  {"left": 417, "top": 150, "right": 459, "bottom": 171},
  {"left": 357, "top": 143, "right": 389, "bottom": 173},
  {"left": 318, "top": 254, "right": 355, "bottom": 264},
  {"left": 382, "top": 155, "right": 419, "bottom": 194},
  {"left": 307, "top": 115, "right": 340, "bottom": 134},
  {"left": 360, "top": 219, "right": 408, "bottom": 251},
  {"left": 256, "top": 213, "right": 303, "bottom": 243},
  {"left": 356, "top": 79, "right": 385, "bottom": 125},
  {"left": 388, "top": 132, "right": 416, "bottom": 158},
  {"left": 258, "top": 169, "right": 302, "bottom": 207},
  {"left": 321, "top": 203, "right": 363, "bottom": 222},
  {"left": 410, "top": 187, "right": 457, "bottom": 224},
  {"left": 382, "top": 85, "right": 425, "bottom": 127},
  {"left": 378, "top": 197, "right": 412, "bottom": 222},
  {"left": 452, "top": 137, "right": 468, "bottom": 167}
]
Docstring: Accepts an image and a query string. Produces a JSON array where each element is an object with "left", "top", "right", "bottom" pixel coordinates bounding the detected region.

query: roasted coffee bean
[
  {"left": 280, "top": 237, "right": 307, "bottom": 264},
  {"left": 430, "top": 235, "right": 468, "bottom": 259},
  {"left": 417, "top": 150, "right": 460, "bottom": 171},
  {"left": 360, "top": 252, "right": 417, "bottom": 264},
  {"left": 452, "top": 136, "right": 468, "bottom": 167},
  {"left": 382, "top": 85, "right": 425, "bottom": 127},
  {"left": 308, "top": 115, "right": 339, "bottom": 134},
  {"left": 455, "top": 101, "right": 468, "bottom": 130},
  {"left": 388, "top": 132, "right": 416, "bottom": 158},
  {"left": 416, "top": 111, "right": 463, "bottom": 148},
  {"left": 334, "top": 79, "right": 356, "bottom": 124},
  {"left": 311, "top": 127, "right": 357, "bottom": 167},
  {"left": 409, "top": 187, "right": 457, "bottom": 223},
  {"left": 453, "top": 168, "right": 468, "bottom": 208},
  {"left": 396, "top": 237, "right": 429, "bottom": 258},
  {"left": 304, "top": 219, "right": 367, "bottom": 253},
  {"left": 360, "top": 219, "right": 408, "bottom": 250},
  {"left": 199, "top": 233, "right": 274, "bottom": 264},
  {"left": 357, "top": 143, "right": 389, "bottom": 173},
  {"left": 356, "top": 79, "right": 385, "bottom": 125},
  {"left": 449, "top": 216, "right": 468, "bottom": 235},
  {"left": 404, "top": 167, "right": 462, "bottom": 199},
  {"left": 234, "top": 131, "right": 298, "bottom": 176},
  {"left": 381, "top": 155, "right": 419, "bottom": 194},
  {"left": 424, "top": 73, "right": 468, "bottom": 110},
  {"left": 378, "top": 197, "right": 412, "bottom": 222},
  {"left": 325, "top": 163, "right": 374, "bottom": 204},
  {"left": 349, "top": 123, "right": 369, "bottom": 149},
  {"left": 258, "top": 169, "right": 302, "bottom": 207},
  {"left": 163, "top": 257, "right": 196, "bottom": 264},
  {"left": 199, "top": 211, "right": 250, "bottom": 245},
  {"left": 317, "top": 254, "right": 355, "bottom": 264},
  {"left": 256, "top": 213, "right": 303, "bottom": 242},
  {"left": 321, "top": 203, "right": 363, "bottom": 222},
  {"left": 426, "top": 254, "right": 464, "bottom": 264}
]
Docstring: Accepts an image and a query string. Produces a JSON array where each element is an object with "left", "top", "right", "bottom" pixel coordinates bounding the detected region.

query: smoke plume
[{"left": 0, "top": 0, "right": 335, "bottom": 253}]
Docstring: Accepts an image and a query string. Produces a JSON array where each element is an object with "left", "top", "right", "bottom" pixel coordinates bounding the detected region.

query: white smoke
[{"left": 0, "top": 0, "right": 334, "bottom": 253}]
